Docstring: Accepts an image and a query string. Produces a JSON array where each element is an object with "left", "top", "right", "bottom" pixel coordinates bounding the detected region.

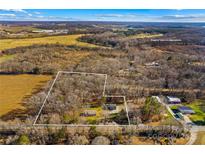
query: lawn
[
  {"left": 0, "top": 34, "right": 97, "bottom": 51},
  {"left": 170, "top": 105, "right": 179, "bottom": 110},
  {"left": 83, "top": 107, "right": 103, "bottom": 124},
  {"left": 168, "top": 101, "right": 205, "bottom": 125},
  {"left": 0, "top": 74, "right": 51, "bottom": 116},
  {"left": 186, "top": 100, "right": 205, "bottom": 125}
]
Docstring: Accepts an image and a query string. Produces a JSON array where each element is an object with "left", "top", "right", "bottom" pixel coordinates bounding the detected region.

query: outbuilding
[
  {"left": 167, "top": 96, "right": 181, "bottom": 104},
  {"left": 106, "top": 104, "right": 117, "bottom": 110},
  {"left": 81, "top": 110, "right": 96, "bottom": 117},
  {"left": 178, "top": 106, "right": 195, "bottom": 114}
]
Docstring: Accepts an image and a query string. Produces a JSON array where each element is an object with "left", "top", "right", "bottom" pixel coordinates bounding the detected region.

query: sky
[{"left": 0, "top": 9, "right": 205, "bottom": 22}]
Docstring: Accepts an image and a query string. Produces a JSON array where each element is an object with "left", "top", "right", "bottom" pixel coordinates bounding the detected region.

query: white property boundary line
[{"left": 33, "top": 71, "right": 131, "bottom": 126}]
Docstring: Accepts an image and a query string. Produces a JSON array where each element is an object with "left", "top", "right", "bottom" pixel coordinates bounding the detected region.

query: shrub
[{"left": 17, "top": 135, "right": 30, "bottom": 145}]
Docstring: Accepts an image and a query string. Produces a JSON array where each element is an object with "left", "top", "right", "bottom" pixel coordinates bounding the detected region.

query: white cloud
[
  {"left": 96, "top": 13, "right": 139, "bottom": 18},
  {"left": 0, "top": 13, "right": 16, "bottom": 17},
  {"left": 34, "top": 11, "right": 41, "bottom": 15},
  {"left": 0, "top": 9, "right": 27, "bottom": 13},
  {"left": 12, "top": 9, "right": 27, "bottom": 13},
  {"left": 163, "top": 14, "right": 197, "bottom": 19},
  {"left": 37, "top": 15, "right": 44, "bottom": 18},
  {"left": 160, "top": 14, "right": 205, "bottom": 21}
]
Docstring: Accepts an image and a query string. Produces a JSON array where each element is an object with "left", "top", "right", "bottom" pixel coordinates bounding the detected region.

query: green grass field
[
  {"left": 83, "top": 107, "right": 103, "bottom": 124},
  {"left": 169, "top": 100, "right": 205, "bottom": 125},
  {"left": 187, "top": 100, "right": 205, "bottom": 125},
  {"left": 0, "top": 34, "right": 97, "bottom": 51}
]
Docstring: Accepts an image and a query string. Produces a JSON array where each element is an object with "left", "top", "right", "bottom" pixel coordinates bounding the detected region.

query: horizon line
[{"left": 1, "top": 20, "right": 205, "bottom": 23}]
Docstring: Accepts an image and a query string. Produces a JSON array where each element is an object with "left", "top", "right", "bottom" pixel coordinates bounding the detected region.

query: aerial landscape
[{"left": 0, "top": 9, "right": 205, "bottom": 145}]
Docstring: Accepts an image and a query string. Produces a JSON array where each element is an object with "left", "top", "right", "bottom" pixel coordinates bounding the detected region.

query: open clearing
[
  {"left": 0, "top": 34, "right": 97, "bottom": 51},
  {"left": 0, "top": 74, "right": 51, "bottom": 116},
  {"left": 127, "top": 33, "right": 163, "bottom": 39}
]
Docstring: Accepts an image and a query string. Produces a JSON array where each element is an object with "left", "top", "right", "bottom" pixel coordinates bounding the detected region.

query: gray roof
[{"left": 178, "top": 106, "right": 193, "bottom": 111}]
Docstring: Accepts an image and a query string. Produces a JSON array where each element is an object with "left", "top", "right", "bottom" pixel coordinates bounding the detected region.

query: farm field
[
  {"left": 127, "top": 33, "right": 163, "bottom": 39},
  {"left": 0, "top": 55, "right": 15, "bottom": 63},
  {"left": 0, "top": 34, "right": 97, "bottom": 51},
  {"left": 0, "top": 74, "right": 51, "bottom": 116},
  {"left": 0, "top": 25, "right": 40, "bottom": 33}
]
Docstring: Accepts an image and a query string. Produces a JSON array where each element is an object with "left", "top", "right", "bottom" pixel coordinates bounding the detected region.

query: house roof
[
  {"left": 167, "top": 96, "right": 181, "bottom": 102},
  {"left": 106, "top": 104, "right": 116, "bottom": 107},
  {"left": 178, "top": 106, "right": 193, "bottom": 111}
]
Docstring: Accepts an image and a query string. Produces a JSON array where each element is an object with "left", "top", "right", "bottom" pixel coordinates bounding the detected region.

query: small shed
[
  {"left": 178, "top": 106, "right": 195, "bottom": 114},
  {"left": 106, "top": 104, "right": 117, "bottom": 110},
  {"left": 81, "top": 110, "right": 96, "bottom": 117},
  {"left": 167, "top": 96, "right": 181, "bottom": 104},
  {"left": 145, "top": 62, "right": 159, "bottom": 67}
]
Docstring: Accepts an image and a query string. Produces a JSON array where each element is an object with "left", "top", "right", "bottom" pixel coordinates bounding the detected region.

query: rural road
[
  {"left": 186, "top": 126, "right": 205, "bottom": 145},
  {"left": 153, "top": 96, "right": 205, "bottom": 145}
]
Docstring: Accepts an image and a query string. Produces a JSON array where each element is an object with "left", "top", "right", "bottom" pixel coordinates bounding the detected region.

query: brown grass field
[
  {"left": 0, "top": 34, "right": 97, "bottom": 51},
  {"left": 194, "top": 131, "right": 205, "bottom": 145},
  {"left": 126, "top": 33, "right": 163, "bottom": 39},
  {"left": 0, "top": 55, "right": 15, "bottom": 64},
  {"left": 0, "top": 74, "right": 51, "bottom": 116},
  {"left": 0, "top": 25, "right": 40, "bottom": 33}
]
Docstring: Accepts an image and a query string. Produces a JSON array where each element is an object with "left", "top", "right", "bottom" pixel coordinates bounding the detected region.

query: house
[
  {"left": 166, "top": 96, "right": 181, "bottom": 104},
  {"left": 178, "top": 106, "right": 195, "bottom": 114},
  {"left": 105, "top": 104, "right": 117, "bottom": 110},
  {"left": 81, "top": 110, "right": 96, "bottom": 117},
  {"left": 55, "top": 29, "right": 69, "bottom": 34},
  {"left": 145, "top": 62, "right": 160, "bottom": 67},
  {"left": 32, "top": 29, "right": 54, "bottom": 33}
]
